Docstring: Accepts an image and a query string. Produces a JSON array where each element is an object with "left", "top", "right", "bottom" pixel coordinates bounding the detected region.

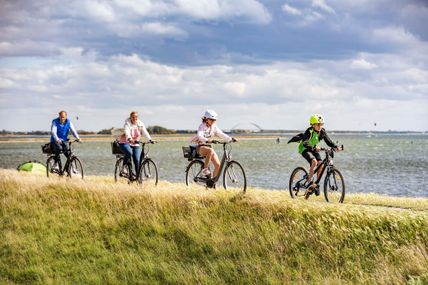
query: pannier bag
[
  {"left": 111, "top": 141, "right": 124, "bottom": 154},
  {"left": 182, "top": 146, "right": 196, "bottom": 161},
  {"left": 41, "top": 143, "right": 54, "bottom": 154}
]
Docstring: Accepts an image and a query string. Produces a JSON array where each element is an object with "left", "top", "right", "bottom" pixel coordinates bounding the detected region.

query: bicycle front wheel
[
  {"left": 46, "top": 156, "right": 61, "bottom": 178},
  {"left": 185, "top": 160, "right": 204, "bottom": 186},
  {"left": 139, "top": 159, "right": 158, "bottom": 187},
  {"left": 324, "top": 168, "right": 345, "bottom": 203},
  {"left": 68, "top": 157, "right": 84, "bottom": 179},
  {"left": 223, "top": 161, "right": 247, "bottom": 193},
  {"left": 289, "top": 167, "right": 308, "bottom": 199}
]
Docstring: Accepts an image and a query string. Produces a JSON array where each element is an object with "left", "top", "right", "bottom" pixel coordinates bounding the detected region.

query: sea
[{"left": 1, "top": 133, "right": 427, "bottom": 198}]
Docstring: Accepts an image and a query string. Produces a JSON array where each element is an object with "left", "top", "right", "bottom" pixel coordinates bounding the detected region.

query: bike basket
[
  {"left": 111, "top": 141, "right": 123, "bottom": 155},
  {"left": 182, "top": 146, "right": 196, "bottom": 161},
  {"left": 41, "top": 143, "right": 54, "bottom": 154}
]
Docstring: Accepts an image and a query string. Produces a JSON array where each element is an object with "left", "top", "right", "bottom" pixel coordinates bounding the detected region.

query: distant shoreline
[{"left": 0, "top": 131, "right": 427, "bottom": 143}]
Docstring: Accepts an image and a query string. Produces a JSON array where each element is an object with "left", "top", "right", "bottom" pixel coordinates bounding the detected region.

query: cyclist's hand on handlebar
[
  {"left": 148, "top": 139, "right": 155, "bottom": 144},
  {"left": 231, "top": 137, "right": 238, "bottom": 142},
  {"left": 315, "top": 145, "right": 321, "bottom": 152}
]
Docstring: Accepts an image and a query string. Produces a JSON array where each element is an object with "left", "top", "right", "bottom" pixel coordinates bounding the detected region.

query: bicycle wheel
[
  {"left": 223, "top": 161, "right": 247, "bottom": 193},
  {"left": 114, "top": 157, "right": 132, "bottom": 183},
  {"left": 324, "top": 168, "right": 345, "bottom": 203},
  {"left": 185, "top": 160, "right": 204, "bottom": 186},
  {"left": 68, "top": 157, "right": 84, "bottom": 179},
  {"left": 139, "top": 159, "right": 158, "bottom": 187},
  {"left": 46, "top": 156, "right": 61, "bottom": 177},
  {"left": 289, "top": 167, "right": 308, "bottom": 199}
]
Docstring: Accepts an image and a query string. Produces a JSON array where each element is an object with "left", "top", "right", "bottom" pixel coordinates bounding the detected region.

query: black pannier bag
[
  {"left": 111, "top": 140, "right": 123, "bottom": 154},
  {"left": 182, "top": 146, "right": 196, "bottom": 161},
  {"left": 41, "top": 143, "right": 54, "bottom": 154}
]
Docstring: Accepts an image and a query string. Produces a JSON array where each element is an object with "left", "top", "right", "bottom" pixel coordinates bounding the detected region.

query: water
[{"left": 1, "top": 134, "right": 427, "bottom": 198}]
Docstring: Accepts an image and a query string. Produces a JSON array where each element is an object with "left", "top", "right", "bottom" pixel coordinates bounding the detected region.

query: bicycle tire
[
  {"left": 289, "top": 167, "right": 308, "bottom": 199},
  {"left": 114, "top": 157, "right": 132, "bottom": 183},
  {"left": 223, "top": 160, "right": 247, "bottom": 193},
  {"left": 46, "top": 156, "right": 62, "bottom": 178},
  {"left": 185, "top": 160, "right": 204, "bottom": 186},
  {"left": 68, "top": 156, "right": 84, "bottom": 179},
  {"left": 139, "top": 159, "right": 158, "bottom": 187},
  {"left": 323, "top": 168, "right": 345, "bottom": 203}
]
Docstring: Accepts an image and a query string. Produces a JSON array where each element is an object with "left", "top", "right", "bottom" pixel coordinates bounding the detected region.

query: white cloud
[
  {"left": 312, "top": 0, "right": 336, "bottom": 14},
  {"left": 282, "top": 4, "right": 302, "bottom": 16},
  {"left": 175, "top": 0, "right": 272, "bottom": 24},
  {"left": 141, "top": 22, "right": 188, "bottom": 38},
  {"left": 351, "top": 58, "right": 378, "bottom": 70}
]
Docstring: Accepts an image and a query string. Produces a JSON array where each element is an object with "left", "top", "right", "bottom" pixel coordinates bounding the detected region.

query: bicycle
[
  {"left": 289, "top": 146, "right": 345, "bottom": 203},
  {"left": 112, "top": 141, "right": 158, "bottom": 186},
  {"left": 43, "top": 139, "right": 84, "bottom": 179},
  {"left": 183, "top": 140, "right": 247, "bottom": 193}
]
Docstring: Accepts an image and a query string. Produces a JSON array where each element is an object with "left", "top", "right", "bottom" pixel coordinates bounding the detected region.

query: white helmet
[{"left": 203, "top": 109, "right": 218, "bottom": 120}]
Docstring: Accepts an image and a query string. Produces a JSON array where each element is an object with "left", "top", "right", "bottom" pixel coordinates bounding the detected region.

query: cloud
[
  {"left": 282, "top": 4, "right": 302, "bottom": 16},
  {"left": 351, "top": 58, "right": 378, "bottom": 70},
  {"left": 312, "top": 0, "right": 336, "bottom": 14}
]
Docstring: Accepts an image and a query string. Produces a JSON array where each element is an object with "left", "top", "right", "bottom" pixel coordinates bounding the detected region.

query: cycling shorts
[{"left": 301, "top": 149, "right": 322, "bottom": 164}]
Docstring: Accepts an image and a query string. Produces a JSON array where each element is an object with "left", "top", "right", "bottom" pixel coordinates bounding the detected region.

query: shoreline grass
[{"left": 1, "top": 170, "right": 427, "bottom": 284}]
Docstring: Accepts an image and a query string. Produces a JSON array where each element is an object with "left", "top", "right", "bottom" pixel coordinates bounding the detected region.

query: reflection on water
[{"left": 0, "top": 134, "right": 427, "bottom": 197}]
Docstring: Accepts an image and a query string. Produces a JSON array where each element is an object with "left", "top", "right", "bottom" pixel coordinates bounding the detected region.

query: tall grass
[{"left": 1, "top": 169, "right": 427, "bottom": 285}]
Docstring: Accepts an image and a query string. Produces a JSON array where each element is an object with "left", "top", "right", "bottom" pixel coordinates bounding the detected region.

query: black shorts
[{"left": 301, "top": 149, "right": 322, "bottom": 164}]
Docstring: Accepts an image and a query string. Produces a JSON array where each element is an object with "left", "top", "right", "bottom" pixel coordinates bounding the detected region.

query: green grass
[{"left": 1, "top": 170, "right": 427, "bottom": 285}]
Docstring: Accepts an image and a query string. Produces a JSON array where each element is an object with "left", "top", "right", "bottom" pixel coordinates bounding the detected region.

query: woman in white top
[
  {"left": 119, "top": 111, "right": 153, "bottom": 175},
  {"left": 191, "top": 110, "right": 237, "bottom": 178}
]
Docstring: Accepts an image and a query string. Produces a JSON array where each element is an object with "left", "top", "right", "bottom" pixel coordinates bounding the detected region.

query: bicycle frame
[
  {"left": 192, "top": 141, "right": 232, "bottom": 184},
  {"left": 115, "top": 141, "right": 153, "bottom": 180},
  {"left": 48, "top": 139, "right": 79, "bottom": 175}
]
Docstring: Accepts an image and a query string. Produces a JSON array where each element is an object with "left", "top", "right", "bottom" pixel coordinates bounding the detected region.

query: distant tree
[
  {"left": 78, "top": 130, "right": 96, "bottom": 135},
  {"left": 147, "top": 125, "right": 175, "bottom": 134},
  {"left": 97, "top": 128, "right": 114, "bottom": 135}
]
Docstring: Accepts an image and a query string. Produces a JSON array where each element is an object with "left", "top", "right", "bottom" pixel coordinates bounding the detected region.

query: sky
[{"left": 0, "top": 0, "right": 427, "bottom": 132}]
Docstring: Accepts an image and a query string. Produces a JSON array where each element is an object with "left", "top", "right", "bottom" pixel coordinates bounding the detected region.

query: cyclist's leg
[
  {"left": 198, "top": 145, "right": 215, "bottom": 175},
  {"left": 53, "top": 142, "right": 62, "bottom": 163},
  {"left": 314, "top": 153, "right": 323, "bottom": 181},
  {"left": 132, "top": 145, "right": 140, "bottom": 175},
  {"left": 301, "top": 150, "right": 317, "bottom": 182},
  {"left": 211, "top": 152, "right": 220, "bottom": 178},
  {"left": 119, "top": 143, "right": 133, "bottom": 168}
]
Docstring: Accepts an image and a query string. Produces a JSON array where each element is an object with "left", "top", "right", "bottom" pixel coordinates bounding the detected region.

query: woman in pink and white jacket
[
  {"left": 119, "top": 111, "right": 153, "bottom": 175},
  {"left": 191, "top": 110, "right": 237, "bottom": 178}
]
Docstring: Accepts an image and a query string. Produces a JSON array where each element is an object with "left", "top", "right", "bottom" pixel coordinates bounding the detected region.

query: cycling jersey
[{"left": 298, "top": 127, "right": 337, "bottom": 154}]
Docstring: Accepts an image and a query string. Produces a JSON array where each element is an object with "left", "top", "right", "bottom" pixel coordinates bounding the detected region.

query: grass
[{"left": 1, "top": 169, "right": 427, "bottom": 285}]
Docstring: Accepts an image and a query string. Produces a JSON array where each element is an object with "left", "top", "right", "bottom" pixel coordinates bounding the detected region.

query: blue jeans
[
  {"left": 52, "top": 141, "right": 71, "bottom": 163},
  {"left": 119, "top": 143, "right": 140, "bottom": 174}
]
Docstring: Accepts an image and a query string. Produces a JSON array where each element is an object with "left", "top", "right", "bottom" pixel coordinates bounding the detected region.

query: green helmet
[{"left": 310, "top": 114, "right": 325, "bottom": 125}]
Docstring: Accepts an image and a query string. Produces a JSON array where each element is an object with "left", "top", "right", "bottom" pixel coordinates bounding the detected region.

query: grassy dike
[{"left": 1, "top": 170, "right": 427, "bottom": 285}]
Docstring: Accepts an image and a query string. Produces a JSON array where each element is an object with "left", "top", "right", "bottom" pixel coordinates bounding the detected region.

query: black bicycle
[
  {"left": 43, "top": 139, "right": 84, "bottom": 179},
  {"left": 112, "top": 141, "right": 158, "bottom": 186},
  {"left": 289, "top": 146, "right": 345, "bottom": 203},
  {"left": 183, "top": 141, "right": 247, "bottom": 193}
]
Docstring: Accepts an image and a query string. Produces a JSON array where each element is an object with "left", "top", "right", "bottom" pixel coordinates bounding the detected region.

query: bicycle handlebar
[
  {"left": 319, "top": 145, "right": 344, "bottom": 152},
  {"left": 210, "top": 140, "right": 237, "bottom": 144}
]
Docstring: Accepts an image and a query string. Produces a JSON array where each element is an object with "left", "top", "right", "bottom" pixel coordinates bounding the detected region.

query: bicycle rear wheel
[
  {"left": 68, "top": 157, "right": 84, "bottom": 179},
  {"left": 139, "top": 159, "right": 158, "bottom": 187},
  {"left": 46, "top": 156, "right": 61, "bottom": 177},
  {"left": 324, "top": 168, "right": 345, "bottom": 203},
  {"left": 289, "top": 167, "right": 308, "bottom": 199},
  {"left": 223, "top": 161, "right": 246, "bottom": 193},
  {"left": 185, "top": 160, "right": 204, "bottom": 186},
  {"left": 114, "top": 157, "right": 132, "bottom": 184}
]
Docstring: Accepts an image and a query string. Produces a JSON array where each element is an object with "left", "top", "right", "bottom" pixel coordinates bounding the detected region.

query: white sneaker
[
  {"left": 202, "top": 168, "right": 211, "bottom": 176},
  {"left": 71, "top": 166, "right": 79, "bottom": 174}
]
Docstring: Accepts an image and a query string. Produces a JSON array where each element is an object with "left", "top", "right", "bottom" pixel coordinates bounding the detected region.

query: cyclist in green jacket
[{"left": 299, "top": 114, "right": 341, "bottom": 195}]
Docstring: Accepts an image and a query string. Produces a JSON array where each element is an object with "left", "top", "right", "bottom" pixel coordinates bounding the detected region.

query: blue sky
[{"left": 0, "top": 0, "right": 427, "bottom": 131}]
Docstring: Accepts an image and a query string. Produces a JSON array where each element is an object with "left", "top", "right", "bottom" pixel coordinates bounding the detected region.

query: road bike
[
  {"left": 183, "top": 141, "right": 247, "bottom": 193},
  {"left": 289, "top": 146, "right": 345, "bottom": 203},
  {"left": 112, "top": 141, "right": 158, "bottom": 186},
  {"left": 43, "top": 139, "right": 84, "bottom": 179}
]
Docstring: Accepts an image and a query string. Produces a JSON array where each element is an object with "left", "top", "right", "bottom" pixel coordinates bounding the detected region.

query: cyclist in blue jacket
[{"left": 50, "top": 110, "right": 81, "bottom": 164}]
